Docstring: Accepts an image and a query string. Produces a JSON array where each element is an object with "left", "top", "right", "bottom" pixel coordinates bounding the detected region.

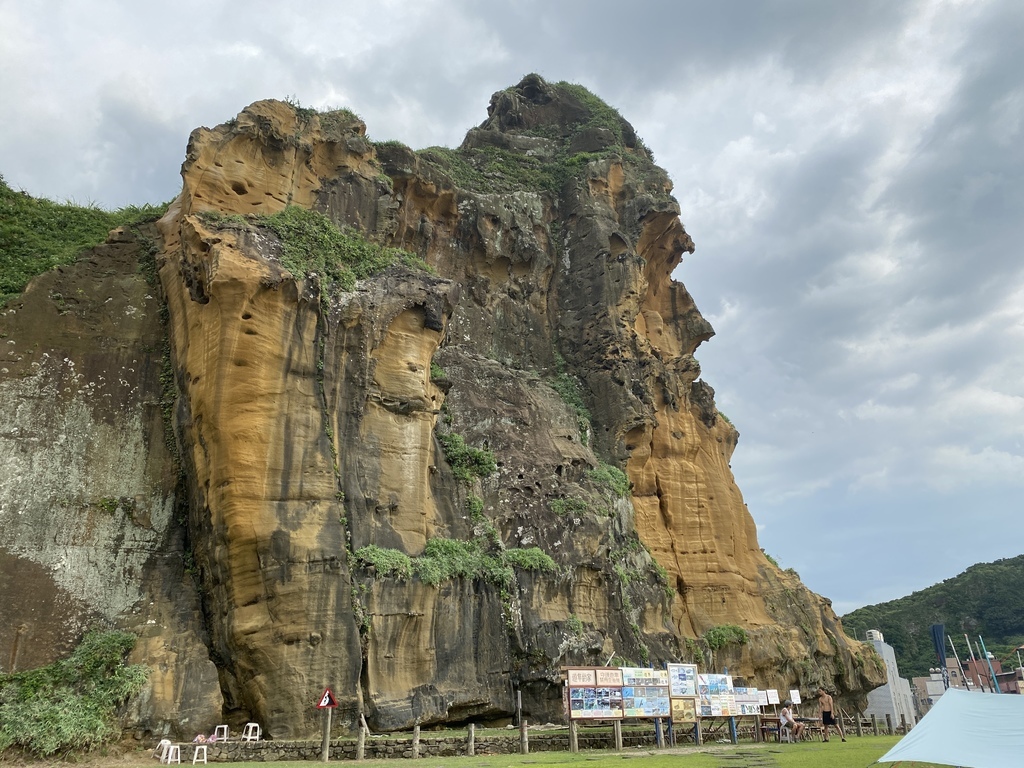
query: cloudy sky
[{"left": 2, "top": 0, "right": 1022, "bottom": 617}]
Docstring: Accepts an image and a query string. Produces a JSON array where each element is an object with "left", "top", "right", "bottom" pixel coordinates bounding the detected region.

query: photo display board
[
  {"left": 697, "top": 673, "right": 736, "bottom": 717},
  {"left": 667, "top": 663, "right": 698, "bottom": 697},
  {"left": 667, "top": 663, "right": 698, "bottom": 724},
  {"left": 670, "top": 696, "right": 698, "bottom": 723},
  {"left": 566, "top": 668, "right": 624, "bottom": 720},
  {"left": 621, "top": 667, "right": 670, "bottom": 718},
  {"left": 767, "top": 689, "right": 781, "bottom": 705},
  {"left": 733, "top": 687, "right": 761, "bottom": 715}
]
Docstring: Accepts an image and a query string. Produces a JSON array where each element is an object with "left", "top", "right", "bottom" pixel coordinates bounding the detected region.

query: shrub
[
  {"left": 0, "top": 630, "right": 148, "bottom": 757},
  {"left": 414, "top": 538, "right": 485, "bottom": 584},
  {"left": 702, "top": 624, "right": 749, "bottom": 651},
  {"left": 587, "top": 463, "right": 631, "bottom": 498},
  {"left": 352, "top": 545, "right": 412, "bottom": 579},
  {"left": 550, "top": 496, "right": 589, "bottom": 517},
  {"left": 567, "top": 613, "right": 584, "bottom": 637},
  {"left": 437, "top": 433, "right": 497, "bottom": 485},
  {"left": 504, "top": 547, "right": 556, "bottom": 573}
]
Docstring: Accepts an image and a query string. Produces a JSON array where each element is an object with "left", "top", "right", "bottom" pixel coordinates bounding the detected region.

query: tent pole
[
  {"left": 979, "top": 636, "right": 1001, "bottom": 693},
  {"left": 947, "top": 635, "right": 969, "bottom": 690}
]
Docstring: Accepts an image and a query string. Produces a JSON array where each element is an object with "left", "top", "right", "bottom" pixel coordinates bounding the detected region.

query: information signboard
[
  {"left": 789, "top": 689, "right": 802, "bottom": 705},
  {"left": 766, "top": 688, "right": 781, "bottom": 705}
]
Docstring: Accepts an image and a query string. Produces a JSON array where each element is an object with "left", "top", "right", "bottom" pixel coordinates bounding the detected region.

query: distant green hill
[{"left": 842, "top": 555, "right": 1024, "bottom": 679}]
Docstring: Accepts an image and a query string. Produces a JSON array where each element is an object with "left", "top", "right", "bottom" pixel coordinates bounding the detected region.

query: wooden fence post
[
  {"left": 871, "top": 714, "right": 879, "bottom": 736},
  {"left": 412, "top": 724, "right": 420, "bottom": 759},
  {"left": 520, "top": 718, "right": 529, "bottom": 754},
  {"left": 569, "top": 719, "right": 578, "bottom": 753},
  {"left": 467, "top": 723, "right": 475, "bottom": 756},
  {"left": 356, "top": 715, "right": 368, "bottom": 761},
  {"left": 613, "top": 720, "right": 623, "bottom": 751}
]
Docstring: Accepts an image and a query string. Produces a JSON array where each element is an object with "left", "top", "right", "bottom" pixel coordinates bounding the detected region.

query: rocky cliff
[{"left": 0, "top": 75, "right": 884, "bottom": 740}]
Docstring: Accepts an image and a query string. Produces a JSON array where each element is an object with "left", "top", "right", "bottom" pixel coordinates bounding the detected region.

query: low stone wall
[{"left": 174, "top": 730, "right": 664, "bottom": 762}]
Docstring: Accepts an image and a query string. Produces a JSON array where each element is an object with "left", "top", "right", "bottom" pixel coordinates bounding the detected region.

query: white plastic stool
[
  {"left": 241, "top": 722, "right": 261, "bottom": 742},
  {"left": 162, "top": 744, "right": 181, "bottom": 764},
  {"left": 192, "top": 744, "right": 207, "bottom": 764},
  {"left": 213, "top": 724, "right": 229, "bottom": 741},
  {"left": 156, "top": 739, "right": 172, "bottom": 761}
]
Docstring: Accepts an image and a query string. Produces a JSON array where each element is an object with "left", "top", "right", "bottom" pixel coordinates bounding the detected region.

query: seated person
[{"left": 780, "top": 700, "right": 805, "bottom": 740}]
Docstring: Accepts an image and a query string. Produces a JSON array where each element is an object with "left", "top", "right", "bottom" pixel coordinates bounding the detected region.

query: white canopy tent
[{"left": 877, "top": 687, "right": 1024, "bottom": 767}]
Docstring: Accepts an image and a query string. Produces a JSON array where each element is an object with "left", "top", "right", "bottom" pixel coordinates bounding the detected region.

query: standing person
[
  {"left": 779, "top": 700, "right": 805, "bottom": 741},
  {"left": 816, "top": 686, "right": 846, "bottom": 742}
]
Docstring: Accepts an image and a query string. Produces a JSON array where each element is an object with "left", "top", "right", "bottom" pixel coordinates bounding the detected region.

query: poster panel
[
  {"left": 671, "top": 696, "right": 698, "bottom": 723},
  {"left": 697, "top": 674, "right": 736, "bottom": 717},
  {"left": 621, "top": 684, "right": 670, "bottom": 717},
  {"left": 734, "top": 687, "right": 761, "bottom": 716},
  {"left": 569, "top": 686, "right": 623, "bottom": 719},
  {"left": 789, "top": 689, "right": 802, "bottom": 705},
  {"left": 766, "top": 689, "right": 780, "bottom": 705},
  {"left": 667, "top": 663, "right": 698, "bottom": 697},
  {"left": 758, "top": 690, "right": 770, "bottom": 706}
]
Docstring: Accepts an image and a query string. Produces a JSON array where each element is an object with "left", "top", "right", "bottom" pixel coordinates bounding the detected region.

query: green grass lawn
[{"left": 119, "top": 735, "right": 940, "bottom": 768}]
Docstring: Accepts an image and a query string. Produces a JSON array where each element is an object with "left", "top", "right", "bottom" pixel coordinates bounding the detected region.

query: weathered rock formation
[{"left": 0, "top": 75, "right": 885, "bottom": 740}]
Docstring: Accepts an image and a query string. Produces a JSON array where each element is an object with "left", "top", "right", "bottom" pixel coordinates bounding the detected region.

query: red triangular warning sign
[{"left": 317, "top": 687, "right": 338, "bottom": 708}]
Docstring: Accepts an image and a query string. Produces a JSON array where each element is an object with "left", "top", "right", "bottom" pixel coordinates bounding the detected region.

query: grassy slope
[{"left": 0, "top": 175, "right": 166, "bottom": 305}]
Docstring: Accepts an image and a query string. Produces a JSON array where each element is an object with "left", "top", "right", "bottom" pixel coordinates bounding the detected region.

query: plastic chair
[
  {"left": 241, "top": 722, "right": 261, "bottom": 742},
  {"left": 213, "top": 724, "right": 229, "bottom": 741},
  {"left": 192, "top": 744, "right": 207, "bottom": 764},
  {"left": 780, "top": 724, "right": 793, "bottom": 743},
  {"left": 162, "top": 744, "right": 181, "bottom": 764}
]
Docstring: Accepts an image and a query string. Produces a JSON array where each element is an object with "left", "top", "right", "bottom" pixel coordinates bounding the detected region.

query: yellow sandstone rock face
[
  {"left": 150, "top": 81, "right": 882, "bottom": 735},
  {"left": 0, "top": 78, "right": 882, "bottom": 742}
]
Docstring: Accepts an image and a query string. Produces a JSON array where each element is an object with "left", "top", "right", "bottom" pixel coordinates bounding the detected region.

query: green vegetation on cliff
[
  {"left": 198, "top": 206, "right": 430, "bottom": 290},
  {"left": 436, "top": 431, "right": 497, "bottom": 485},
  {"left": 416, "top": 78, "right": 650, "bottom": 196},
  {"left": 842, "top": 555, "right": 1024, "bottom": 678},
  {"left": 0, "top": 630, "right": 148, "bottom": 757},
  {"left": 353, "top": 539, "right": 555, "bottom": 589},
  {"left": 0, "top": 176, "right": 166, "bottom": 306}
]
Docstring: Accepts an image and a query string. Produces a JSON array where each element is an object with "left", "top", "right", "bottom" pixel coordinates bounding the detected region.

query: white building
[{"left": 864, "top": 629, "right": 917, "bottom": 728}]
